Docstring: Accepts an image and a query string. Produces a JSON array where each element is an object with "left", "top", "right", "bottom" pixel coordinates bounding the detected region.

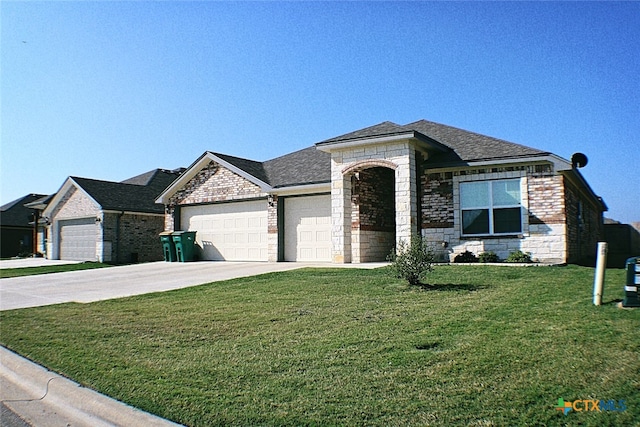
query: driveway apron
[{"left": 0, "top": 261, "right": 333, "bottom": 311}]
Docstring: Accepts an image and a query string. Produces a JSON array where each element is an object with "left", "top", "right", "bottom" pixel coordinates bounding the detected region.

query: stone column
[
  {"left": 395, "top": 147, "right": 418, "bottom": 247},
  {"left": 331, "top": 157, "right": 352, "bottom": 263}
]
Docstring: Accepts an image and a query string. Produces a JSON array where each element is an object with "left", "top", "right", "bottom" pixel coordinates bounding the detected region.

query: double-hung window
[{"left": 460, "top": 179, "right": 522, "bottom": 235}]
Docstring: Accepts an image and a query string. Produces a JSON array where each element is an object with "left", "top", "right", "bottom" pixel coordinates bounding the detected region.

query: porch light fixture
[
  {"left": 268, "top": 195, "right": 275, "bottom": 207},
  {"left": 95, "top": 216, "right": 102, "bottom": 223}
]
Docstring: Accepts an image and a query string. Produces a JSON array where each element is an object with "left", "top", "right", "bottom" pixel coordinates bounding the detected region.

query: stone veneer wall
[
  {"left": 330, "top": 142, "right": 418, "bottom": 263},
  {"left": 421, "top": 164, "right": 569, "bottom": 263}
]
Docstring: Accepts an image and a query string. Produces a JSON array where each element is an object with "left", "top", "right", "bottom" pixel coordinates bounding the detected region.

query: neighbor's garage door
[
  {"left": 59, "top": 218, "right": 97, "bottom": 261},
  {"left": 181, "top": 200, "right": 268, "bottom": 261},
  {"left": 285, "top": 195, "right": 332, "bottom": 262}
]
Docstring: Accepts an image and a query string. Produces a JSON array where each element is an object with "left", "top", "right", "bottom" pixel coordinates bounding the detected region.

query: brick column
[{"left": 267, "top": 195, "right": 279, "bottom": 262}]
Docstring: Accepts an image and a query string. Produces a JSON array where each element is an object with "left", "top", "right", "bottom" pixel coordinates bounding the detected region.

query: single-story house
[
  {"left": 0, "top": 194, "right": 47, "bottom": 258},
  {"left": 42, "top": 168, "right": 183, "bottom": 263},
  {"left": 156, "top": 119, "right": 607, "bottom": 264}
]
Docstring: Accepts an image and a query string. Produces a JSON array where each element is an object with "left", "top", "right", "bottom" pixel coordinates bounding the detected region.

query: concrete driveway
[
  {"left": 0, "top": 261, "right": 384, "bottom": 310},
  {"left": 0, "top": 261, "right": 353, "bottom": 311}
]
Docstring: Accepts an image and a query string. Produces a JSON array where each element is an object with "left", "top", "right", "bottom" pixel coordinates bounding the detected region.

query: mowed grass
[
  {"left": 1, "top": 265, "right": 638, "bottom": 426},
  {"left": 0, "top": 262, "right": 111, "bottom": 278}
]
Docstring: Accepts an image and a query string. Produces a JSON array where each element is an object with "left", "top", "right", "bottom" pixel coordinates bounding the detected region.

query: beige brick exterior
[
  {"left": 164, "top": 160, "right": 275, "bottom": 260},
  {"left": 51, "top": 187, "right": 99, "bottom": 220},
  {"left": 167, "top": 161, "right": 264, "bottom": 206},
  {"left": 420, "top": 163, "right": 602, "bottom": 264},
  {"left": 48, "top": 185, "right": 166, "bottom": 263},
  {"left": 158, "top": 143, "right": 603, "bottom": 266},
  {"left": 164, "top": 160, "right": 268, "bottom": 232}
]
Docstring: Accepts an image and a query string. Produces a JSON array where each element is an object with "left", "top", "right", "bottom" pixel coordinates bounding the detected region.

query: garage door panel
[
  {"left": 181, "top": 200, "right": 268, "bottom": 261},
  {"left": 59, "top": 218, "right": 97, "bottom": 261},
  {"left": 285, "top": 195, "right": 332, "bottom": 262}
]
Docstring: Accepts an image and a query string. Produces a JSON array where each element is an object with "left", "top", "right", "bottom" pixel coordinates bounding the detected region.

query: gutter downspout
[{"left": 115, "top": 211, "right": 125, "bottom": 264}]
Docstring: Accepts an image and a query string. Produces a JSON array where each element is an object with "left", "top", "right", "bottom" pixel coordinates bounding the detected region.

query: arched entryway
[{"left": 349, "top": 167, "right": 396, "bottom": 262}]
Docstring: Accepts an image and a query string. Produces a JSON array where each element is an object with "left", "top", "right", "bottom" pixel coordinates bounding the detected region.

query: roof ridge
[
  {"left": 406, "top": 119, "right": 550, "bottom": 155},
  {"left": 71, "top": 176, "right": 144, "bottom": 187}
]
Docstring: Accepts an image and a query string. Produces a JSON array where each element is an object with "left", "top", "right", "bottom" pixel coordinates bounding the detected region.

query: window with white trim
[{"left": 460, "top": 179, "right": 522, "bottom": 235}]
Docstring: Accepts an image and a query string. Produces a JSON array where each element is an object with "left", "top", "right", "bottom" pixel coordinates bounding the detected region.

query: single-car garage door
[
  {"left": 285, "top": 195, "right": 332, "bottom": 262},
  {"left": 59, "top": 218, "right": 97, "bottom": 261},
  {"left": 181, "top": 200, "right": 268, "bottom": 261}
]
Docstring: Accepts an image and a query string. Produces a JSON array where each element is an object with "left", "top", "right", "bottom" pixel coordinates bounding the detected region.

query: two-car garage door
[
  {"left": 181, "top": 200, "right": 268, "bottom": 261},
  {"left": 181, "top": 195, "right": 332, "bottom": 262}
]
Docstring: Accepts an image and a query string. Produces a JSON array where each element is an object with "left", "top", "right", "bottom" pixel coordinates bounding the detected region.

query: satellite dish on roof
[{"left": 571, "top": 153, "right": 588, "bottom": 169}]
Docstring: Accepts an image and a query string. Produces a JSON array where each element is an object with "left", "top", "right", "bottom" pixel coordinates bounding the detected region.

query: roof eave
[
  {"left": 316, "top": 131, "right": 449, "bottom": 154},
  {"left": 270, "top": 181, "right": 331, "bottom": 196},
  {"left": 423, "top": 154, "right": 563, "bottom": 172},
  {"left": 156, "top": 152, "right": 273, "bottom": 205},
  {"left": 42, "top": 178, "right": 102, "bottom": 218}
]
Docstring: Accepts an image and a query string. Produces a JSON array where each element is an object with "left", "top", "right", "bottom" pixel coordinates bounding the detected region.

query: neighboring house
[
  {"left": 604, "top": 219, "right": 640, "bottom": 268},
  {"left": 24, "top": 194, "right": 55, "bottom": 257},
  {"left": 42, "top": 169, "right": 183, "bottom": 263},
  {"left": 0, "top": 194, "right": 47, "bottom": 258},
  {"left": 156, "top": 120, "right": 607, "bottom": 265}
]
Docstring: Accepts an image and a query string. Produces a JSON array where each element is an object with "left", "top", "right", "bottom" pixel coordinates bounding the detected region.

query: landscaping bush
[
  {"left": 478, "top": 251, "right": 500, "bottom": 263},
  {"left": 387, "top": 235, "right": 434, "bottom": 287},
  {"left": 453, "top": 250, "right": 478, "bottom": 263},
  {"left": 505, "top": 250, "right": 533, "bottom": 263}
]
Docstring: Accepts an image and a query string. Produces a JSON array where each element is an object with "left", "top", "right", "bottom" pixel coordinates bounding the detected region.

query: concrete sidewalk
[
  {"left": 0, "top": 258, "right": 82, "bottom": 269},
  {"left": 0, "top": 346, "right": 182, "bottom": 427}
]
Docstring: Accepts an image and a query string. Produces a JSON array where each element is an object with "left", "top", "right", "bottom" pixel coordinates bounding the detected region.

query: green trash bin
[
  {"left": 160, "top": 232, "right": 177, "bottom": 262},
  {"left": 172, "top": 231, "right": 197, "bottom": 262}
]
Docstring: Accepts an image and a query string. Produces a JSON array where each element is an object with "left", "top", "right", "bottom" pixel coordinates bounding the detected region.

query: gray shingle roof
[
  {"left": 263, "top": 146, "right": 330, "bottom": 188},
  {"left": 203, "top": 119, "right": 550, "bottom": 190},
  {"left": 209, "top": 147, "right": 331, "bottom": 188},
  {"left": 0, "top": 194, "right": 47, "bottom": 227},
  {"left": 210, "top": 152, "right": 270, "bottom": 184},
  {"left": 318, "top": 121, "right": 413, "bottom": 144},
  {"left": 316, "top": 119, "right": 549, "bottom": 166},
  {"left": 72, "top": 169, "right": 182, "bottom": 214},
  {"left": 406, "top": 119, "right": 549, "bottom": 164}
]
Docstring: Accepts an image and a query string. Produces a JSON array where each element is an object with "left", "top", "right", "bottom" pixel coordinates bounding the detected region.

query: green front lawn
[
  {"left": 1, "top": 266, "right": 638, "bottom": 426},
  {"left": 0, "top": 262, "right": 112, "bottom": 278}
]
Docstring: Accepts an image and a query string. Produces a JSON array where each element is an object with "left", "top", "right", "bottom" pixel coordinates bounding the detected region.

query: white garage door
[
  {"left": 181, "top": 200, "right": 268, "bottom": 261},
  {"left": 59, "top": 218, "right": 97, "bottom": 261},
  {"left": 285, "top": 195, "right": 332, "bottom": 262}
]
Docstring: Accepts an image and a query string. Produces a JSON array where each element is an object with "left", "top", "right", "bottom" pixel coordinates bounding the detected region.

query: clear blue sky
[{"left": 1, "top": 1, "right": 638, "bottom": 223}]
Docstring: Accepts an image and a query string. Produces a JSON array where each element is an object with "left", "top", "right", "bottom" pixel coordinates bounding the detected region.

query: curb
[{"left": 0, "top": 346, "right": 182, "bottom": 427}]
